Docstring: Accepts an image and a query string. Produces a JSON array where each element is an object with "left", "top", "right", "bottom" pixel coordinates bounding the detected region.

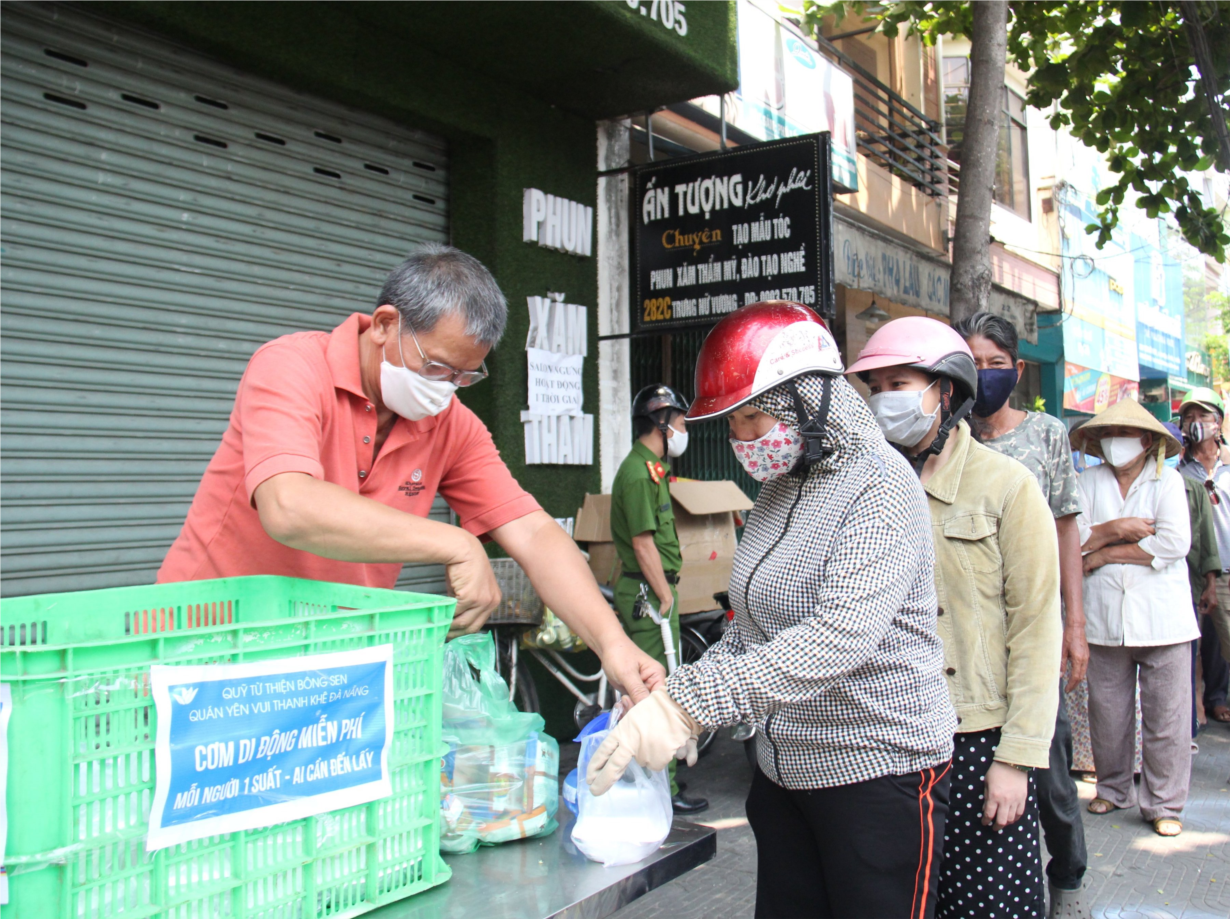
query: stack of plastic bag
[
  {"left": 439, "top": 633, "right": 559, "bottom": 854},
  {"left": 571, "top": 709, "right": 673, "bottom": 867}
]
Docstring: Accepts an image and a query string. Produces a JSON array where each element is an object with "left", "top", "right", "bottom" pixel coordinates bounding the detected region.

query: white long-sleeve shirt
[{"left": 1077, "top": 462, "right": 1196, "bottom": 647}]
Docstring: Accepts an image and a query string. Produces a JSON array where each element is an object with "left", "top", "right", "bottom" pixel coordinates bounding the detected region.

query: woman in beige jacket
[{"left": 850, "top": 317, "right": 1061, "bottom": 919}]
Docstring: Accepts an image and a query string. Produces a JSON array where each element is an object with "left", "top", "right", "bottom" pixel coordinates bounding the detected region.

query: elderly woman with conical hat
[{"left": 1070, "top": 398, "right": 1195, "bottom": 837}]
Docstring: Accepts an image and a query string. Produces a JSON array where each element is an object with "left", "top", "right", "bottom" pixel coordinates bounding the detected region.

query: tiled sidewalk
[{"left": 611, "top": 723, "right": 1230, "bottom": 919}]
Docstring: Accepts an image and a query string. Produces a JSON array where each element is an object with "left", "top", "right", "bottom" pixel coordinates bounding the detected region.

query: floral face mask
[{"left": 730, "top": 421, "right": 804, "bottom": 483}]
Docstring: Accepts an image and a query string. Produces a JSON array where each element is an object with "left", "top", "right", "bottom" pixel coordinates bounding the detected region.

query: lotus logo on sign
[
  {"left": 171, "top": 687, "right": 199, "bottom": 706},
  {"left": 786, "top": 36, "right": 816, "bottom": 69}
]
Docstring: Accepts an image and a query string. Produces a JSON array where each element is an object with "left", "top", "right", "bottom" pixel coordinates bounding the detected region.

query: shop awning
[
  {"left": 834, "top": 212, "right": 1040, "bottom": 343},
  {"left": 342, "top": 2, "right": 740, "bottom": 118}
]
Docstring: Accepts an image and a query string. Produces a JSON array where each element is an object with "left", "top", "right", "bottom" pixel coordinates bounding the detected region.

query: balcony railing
[{"left": 814, "top": 34, "right": 949, "bottom": 198}]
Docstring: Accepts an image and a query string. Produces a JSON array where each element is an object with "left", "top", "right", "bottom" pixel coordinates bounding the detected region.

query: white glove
[{"left": 586, "top": 690, "right": 702, "bottom": 795}]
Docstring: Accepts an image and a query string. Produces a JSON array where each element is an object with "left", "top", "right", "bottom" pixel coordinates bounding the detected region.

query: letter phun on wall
[
  {"left": 523, "top": 189, "right": 594, "bottom": 257},
  {"left": 523, "top": 294, "right": 593, "bottom": 465}
]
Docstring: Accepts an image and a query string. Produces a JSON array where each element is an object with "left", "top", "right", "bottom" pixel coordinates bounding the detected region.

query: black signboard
[{"left": 631, "top": 133, "right": 834, "bottom": 332}]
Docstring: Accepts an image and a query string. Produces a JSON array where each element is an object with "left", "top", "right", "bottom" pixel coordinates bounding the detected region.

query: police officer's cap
[{"left": 632, "top": 384, "right": 689, "bottom": 419}]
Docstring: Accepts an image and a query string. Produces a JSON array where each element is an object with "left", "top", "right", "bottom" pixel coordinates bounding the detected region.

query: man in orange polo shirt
[{"left": 160, "top": 244, "right": 664, "bottom": 702}]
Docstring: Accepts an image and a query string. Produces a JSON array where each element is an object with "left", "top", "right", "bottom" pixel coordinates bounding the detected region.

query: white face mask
[
  {"left": 730, "top": 421, "right": 804, "bottom": 483},
  {"left": 869, "top": 381, "right": 939, "bottom": 448},
  {"left": 379, "top": 318, "right": 457, "bottom": 421},
  {"left": 666, "top": 425, "right": 689, "bottom": 458},
  {"left": 1100, "top": 436, "right": 1146, "bottom": 468}
]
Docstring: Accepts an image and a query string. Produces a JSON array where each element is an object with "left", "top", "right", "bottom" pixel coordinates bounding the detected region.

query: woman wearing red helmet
[
  {"left": 848, "top": 316, "right": 1062, "bottom": 919},
  {"left": 588, "top": 302, "right": 957, "bottom": 919}
]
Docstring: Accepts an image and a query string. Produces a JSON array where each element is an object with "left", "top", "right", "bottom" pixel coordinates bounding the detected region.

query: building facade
[{"left": 0, "top": 0, "right": 739, "bottom": 597}]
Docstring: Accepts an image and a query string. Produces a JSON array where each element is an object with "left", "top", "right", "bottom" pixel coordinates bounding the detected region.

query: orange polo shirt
[{"left": 158, "top": 313, "right": 541, "bottom": 587}]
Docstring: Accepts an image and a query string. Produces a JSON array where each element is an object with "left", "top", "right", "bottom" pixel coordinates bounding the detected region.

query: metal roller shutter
[{"left": 1, "top": 3, "right": 452, "bottom": 597}]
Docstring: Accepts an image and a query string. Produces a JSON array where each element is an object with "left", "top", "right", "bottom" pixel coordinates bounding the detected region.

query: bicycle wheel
[
  {"left": 493, "top": 628, "right": 541, "bottom": 715},
  {"left": 680, "top": 628, "right": 717, "bottom": 757}
]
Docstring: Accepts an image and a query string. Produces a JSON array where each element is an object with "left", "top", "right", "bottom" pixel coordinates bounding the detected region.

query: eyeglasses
[
  {"left": 404, "top": 323, "right": 489, "bottom": 387},
  {"left": 1205, "top": 479, "right": 1221, "bottom": 506}
]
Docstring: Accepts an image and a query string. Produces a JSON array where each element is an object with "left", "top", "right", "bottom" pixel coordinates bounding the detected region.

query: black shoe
[{"left": 671, "top": 792, "right": 709, "bottom": 815}]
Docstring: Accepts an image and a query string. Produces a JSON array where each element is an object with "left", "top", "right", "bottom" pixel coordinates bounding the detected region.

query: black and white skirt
[{"left": 936, "top": 728, "right": 1045, "bottom": 919}]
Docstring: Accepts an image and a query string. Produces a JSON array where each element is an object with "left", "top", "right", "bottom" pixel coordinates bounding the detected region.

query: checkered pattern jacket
[{"left": 667, "top": 374, "right": 956, "bottom": 789}]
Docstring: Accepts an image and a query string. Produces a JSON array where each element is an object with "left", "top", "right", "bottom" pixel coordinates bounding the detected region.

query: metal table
[{"left": 370, "top": 815, "right": 717, "bottom": 919}]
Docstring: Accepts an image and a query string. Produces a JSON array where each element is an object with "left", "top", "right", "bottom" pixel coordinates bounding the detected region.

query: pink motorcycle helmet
[{"left": 846, "top": 316, "right": 977, "bottom": 400}]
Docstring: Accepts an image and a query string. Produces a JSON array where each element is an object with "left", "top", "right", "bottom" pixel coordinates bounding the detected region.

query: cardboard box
[
  {"left": 574, "top": 494, "right": 621, "bottom": 585},
  {"left": 574, "top": 481, "right": 754, "bottom": 612},
  {"left": 585, "top": 542, "right": 623, "bottom": 586},
  {"left": 573, "top": 493, "right": 613, "bottom": 542}
]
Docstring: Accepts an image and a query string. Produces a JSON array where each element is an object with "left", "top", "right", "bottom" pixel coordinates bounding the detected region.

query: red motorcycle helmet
[{"left": 686, "top": 301, "right": 844, "bottom": 422}]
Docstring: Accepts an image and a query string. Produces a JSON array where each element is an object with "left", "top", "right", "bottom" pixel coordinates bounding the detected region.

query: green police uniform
[{"left": 610, "top": 440, "right": 683, "bottom": 795}]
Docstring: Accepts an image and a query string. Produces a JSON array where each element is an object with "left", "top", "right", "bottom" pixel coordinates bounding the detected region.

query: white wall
[{"left": 597, "top": 119, "right": 634, "bottom": 492}]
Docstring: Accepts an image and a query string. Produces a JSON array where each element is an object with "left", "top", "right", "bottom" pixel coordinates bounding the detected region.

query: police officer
[{"left": 610, "top": 384, "right": 708, "bottom": 815}]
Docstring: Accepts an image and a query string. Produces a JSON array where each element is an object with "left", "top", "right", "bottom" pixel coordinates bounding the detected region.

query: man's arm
[
  {"left": 631, "top": 532, "right": 675, "bottom": 615},
  {"left": 1083, "top": 542, "right": 1155, "bottom": 572},
  {"left": 491, "top": 510, "right": 666, "bottom": 703},
  {"left": 1200, "top": 571, "right": 1218, "bottom": 614},
  {"left": 1192, "top": 479, "right": 1222, "bottom": 614},
  {"left": 1055, "top": 514, "right": 1089, "bottom": 690},
  {"left": 1081, "top": 520, "right": 1120, "bottom": 553},
  {"left": 254, "top": 472, "right": 500, "bottom": 634},
  {"left": 995, "top": 478, "right": 1062, "bottom": 769},
  {"left": 1083, "top": 472, "right": 1189, "bottom": 574}
]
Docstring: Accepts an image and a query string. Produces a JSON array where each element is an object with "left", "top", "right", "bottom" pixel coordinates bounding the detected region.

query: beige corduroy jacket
[{"left": 923, "top": 421, "right": 1062, "bottom": 769}]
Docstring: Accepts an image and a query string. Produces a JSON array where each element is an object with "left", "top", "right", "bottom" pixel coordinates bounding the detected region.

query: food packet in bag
[
  {"left": 439, "top": 634, "right": 559, "bottom": 854},
  {"left": 571, "top": 710, "right": 673, "bottom": 867}
]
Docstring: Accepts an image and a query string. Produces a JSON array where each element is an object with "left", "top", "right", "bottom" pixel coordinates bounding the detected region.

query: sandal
[
  {"left": 1211, "top": 705, "right": 1230, "bottom": 724},
  {"left": 1087, "top": 797, "right": 1119, "bottom": 815},
  {"left": 1153, "top": 817, "right": 1182, "bottom": 836}
]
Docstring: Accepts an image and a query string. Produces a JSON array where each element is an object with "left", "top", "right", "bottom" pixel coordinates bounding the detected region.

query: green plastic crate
[{"left": 0, "top": 576, "right": 456, "bottom": 919}]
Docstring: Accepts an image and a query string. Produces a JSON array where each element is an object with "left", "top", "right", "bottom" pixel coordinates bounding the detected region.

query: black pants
[
  {"left": 1192, "top": 638, "right": 1201, "bottom": 738},
  {"left": 1035, "top": 682, "right": 1088, "bottom": 890},
  {"left": 746, "top": 764, "right": 950, "bottom": 919},
  {"left": 1201, "top": 611, "right": 1229, "bottom": 710}
]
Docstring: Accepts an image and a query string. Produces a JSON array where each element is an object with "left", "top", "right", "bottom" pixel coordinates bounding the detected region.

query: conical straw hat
[{"left": 1068, "top": 398, "right": 1182, "bottom": 461}]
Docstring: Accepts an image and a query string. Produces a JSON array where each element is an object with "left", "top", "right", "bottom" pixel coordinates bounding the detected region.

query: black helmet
[{"left": 632, "top": 384, "right": 689, "bottom": 419}]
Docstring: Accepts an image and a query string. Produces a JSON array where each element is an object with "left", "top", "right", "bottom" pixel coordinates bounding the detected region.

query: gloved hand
[{"left": 586, "top": 690, "right": 702, "bottom": 795}]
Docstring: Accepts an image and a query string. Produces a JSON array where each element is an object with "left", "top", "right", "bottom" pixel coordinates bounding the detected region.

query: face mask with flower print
[{"left": 730, "top": 421, "right": 805, "bottom": 483}]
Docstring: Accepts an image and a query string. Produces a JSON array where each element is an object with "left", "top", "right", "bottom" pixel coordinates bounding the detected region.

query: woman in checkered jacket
[{"left": 587, "top": 303, "right": 957, "bottom": 919}]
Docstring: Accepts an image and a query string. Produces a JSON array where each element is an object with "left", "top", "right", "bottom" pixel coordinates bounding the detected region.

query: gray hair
[
  {"left": 377, "top": 244, "right": 508, "bottom": 347},
  {"left": 952, "top": 311, "right": 1019, "bottom": 364}
]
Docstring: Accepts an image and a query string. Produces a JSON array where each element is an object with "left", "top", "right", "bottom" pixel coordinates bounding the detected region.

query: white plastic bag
[{"left": 571, "top": 710, "right": 673, "bottom": 867}]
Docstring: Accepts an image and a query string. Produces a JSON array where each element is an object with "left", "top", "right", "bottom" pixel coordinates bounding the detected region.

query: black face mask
[{"left": 973, "top": 368, "right": 1018, "bottom": 417}]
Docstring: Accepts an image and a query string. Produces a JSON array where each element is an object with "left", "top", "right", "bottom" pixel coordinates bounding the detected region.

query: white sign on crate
[{"left": 146, "top": 646, "right": 394, "bottom": 851}]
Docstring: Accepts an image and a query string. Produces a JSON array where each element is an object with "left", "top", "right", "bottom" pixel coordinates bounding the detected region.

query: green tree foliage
[
  {"left": 1204, "top": 289, "right": 1230, "bottom": 383},
  {"left": 799, "top": 1, "right": 1230, "bottom": 261},
  {"left": 1206, "top": 332, "right": 1229, "bottom": 383}
]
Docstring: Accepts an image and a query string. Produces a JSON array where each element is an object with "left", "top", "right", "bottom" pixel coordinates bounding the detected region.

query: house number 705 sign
[{"left": 625, "top": 0, "right": 688, "bottom": 36}]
